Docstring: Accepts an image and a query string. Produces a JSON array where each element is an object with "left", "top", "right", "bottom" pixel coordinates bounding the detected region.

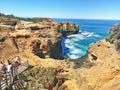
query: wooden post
[
  {"left": 7, "top": 72, "right": 13, "bottom": 90},
  {"left": 0, "top": 73, "right": 2, "bottom": 90},
  {"left": 9, "top": 75, "right": 12, "bottom": 84},
  {"left": 6, "top": 73, "right": 9, "bottom": 89}
]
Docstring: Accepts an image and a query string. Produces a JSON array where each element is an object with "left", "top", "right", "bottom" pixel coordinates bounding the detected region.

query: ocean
[{"left": 53, "top": 19, "right": 120, "bottom": 59}]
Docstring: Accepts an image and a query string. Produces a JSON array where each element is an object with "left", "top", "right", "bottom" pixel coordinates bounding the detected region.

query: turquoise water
[{"left": 54, "top": 19, "right": 120, "bottom": 59}]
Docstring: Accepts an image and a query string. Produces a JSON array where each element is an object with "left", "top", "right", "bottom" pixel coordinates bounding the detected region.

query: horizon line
[
  {"left": 21, "top": 16, "right": 120, "bottom": 21},
  {"left": 1, "top": 12, "right": 120, "bottom": 21}
]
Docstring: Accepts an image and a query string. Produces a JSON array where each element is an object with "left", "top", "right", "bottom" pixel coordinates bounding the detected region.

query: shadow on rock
[
  {"left": 50, "top": 40, "right": 64, "bottom": 60},
  {"left": 66, "top": 55, "right": 95, "bottom": 69}
]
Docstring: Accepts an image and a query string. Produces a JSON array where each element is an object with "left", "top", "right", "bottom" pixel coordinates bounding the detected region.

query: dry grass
[{"left": 22, "top": 66, "right": 69, "bottom": 90}]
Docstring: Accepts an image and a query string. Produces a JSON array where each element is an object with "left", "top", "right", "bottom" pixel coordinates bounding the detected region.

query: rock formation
[
  {"left": 76, "top": 23, "right": 120, "bottom": 90},
  {"left": 108, "top": 23, "right": 120, "bottom": 51},
  {"left": 58, "top": 23, "right": 120, "bottom": 90},
  {"left": 0, "top": 14, "right": 79, "bottom": 60},
  {"left": 1, "top": 13, "right": 120, "bottom": 90},
  {"left": 57, "top": 22, "right": 79, "bottom": 36}
]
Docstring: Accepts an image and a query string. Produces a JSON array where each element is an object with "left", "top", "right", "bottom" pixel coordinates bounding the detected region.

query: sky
[{"left": 0, "top": 0, "right": 120, "bottom": 19}]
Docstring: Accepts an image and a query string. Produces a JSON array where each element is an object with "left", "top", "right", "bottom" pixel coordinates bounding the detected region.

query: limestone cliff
[
  {"left": 1, "top": 13, "right": 120, "bottom": 90},
  {"left": 0, "top": 13, "right": 79, "bottom": 61},
  {"left": 83, "top": 39, "right": 120, "bottom": 90},
  {"left": 68, "top": 23, "right": 120, "bottom": 90},
  {"left": 108, "top": 23, "right": 120, "bottom": 51},
  {"left": 57, "top": 22, "right": 79, "bottom": 36}
]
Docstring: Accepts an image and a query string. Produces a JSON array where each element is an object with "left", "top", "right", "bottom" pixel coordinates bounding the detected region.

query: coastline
[
  {"left": 55, "top": 18, "right": 120, "bottom": 59},
  {"left": 0, "top": 13, "right": 120, "bottom": 90}
]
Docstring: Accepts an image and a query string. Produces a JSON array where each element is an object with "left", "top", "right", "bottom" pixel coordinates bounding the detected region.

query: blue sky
[{"left": 0, "top": 0, "right": 120, "bottom": 19}]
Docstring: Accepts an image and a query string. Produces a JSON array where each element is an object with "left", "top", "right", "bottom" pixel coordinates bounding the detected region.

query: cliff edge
[
  {"left": 67, "top": 23, "right": 120, "bottom": 90},
  {"left": 0, "top": 13, "right": 120, "bottom": 90},
  {"left": 0, "top": 13, "right": 79, "bottom": 63}
]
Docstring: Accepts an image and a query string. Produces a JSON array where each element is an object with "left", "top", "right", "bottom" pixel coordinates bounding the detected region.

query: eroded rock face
[
  {"left": 0, "top": 25, "right": 15, "bottom": 30},
  {"left": 0, "top": 36, "right": 5, "bottom": 42},
  {"left": 0, "top": 18, "right": 17, "bottom": 30},
  {"left": 30, "top": 39, "right": 41, "bottom": 54},
  {"left": 57, "top": 22, "right": 79, "bottom": 36},
  {"left": 73, "top": 38, "right": 120, "bottom": 90},
  {"left": 87, "top": 40, "right": 116, "bottom": 62},
  {"left": 0, "top": 20, "right": 17, "bottom": 26},
  {"left": 15, "top": 20, "right": 55, "bottom": 30},
  {"left": 0, "top": 17, "right": 79, "bottom": 59},
  {"left": 109, "top": 23, "right": 120, "bottom": 51},
  {"left": 87, "top": 23, "right": 120, "bottom": 62},
  {"left": 82, "top": 25, "right": 120, "bottom": 89}
]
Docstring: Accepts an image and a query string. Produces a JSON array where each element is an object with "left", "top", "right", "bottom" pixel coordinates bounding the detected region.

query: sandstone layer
[
  {"left": 0, "top": 13, "right": 120, "bottom": 90},
  {"left": 66, "top": 23, "right": 120, "bottom": 90},
  {"left": 0, "top": 14, "right": 79, "bottom": 62}
]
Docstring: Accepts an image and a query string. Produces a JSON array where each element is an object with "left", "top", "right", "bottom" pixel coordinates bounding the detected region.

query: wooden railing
[
  {"left": 0, "top": 72, "right": 12, "bottom": 90},
  {"left": 0, "top": 60, "right": 28, "bottom": 90}
]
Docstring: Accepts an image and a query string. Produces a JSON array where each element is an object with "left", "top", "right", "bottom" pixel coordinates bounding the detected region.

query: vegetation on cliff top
[
  {"left": 105, "top": 23, "right": 120, "bottom": 51},
  {"left": 22, "top": 66, "right": 69, "bottom": 90},
  {"left": 0, "top": 13, "right": 49, "bottom": 23}
]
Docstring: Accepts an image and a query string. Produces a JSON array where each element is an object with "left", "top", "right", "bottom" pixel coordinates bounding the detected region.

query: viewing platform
[{"left": 0, "top": 60, "right": 28, "bottom": 90}]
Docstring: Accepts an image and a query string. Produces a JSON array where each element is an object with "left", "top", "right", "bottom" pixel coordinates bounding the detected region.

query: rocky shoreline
[
  {"left": 0, "top": 13, "right": 79, "bottom": 61},
  {"left": 0, "top": 13, "right": 120, "bottom": 90}
]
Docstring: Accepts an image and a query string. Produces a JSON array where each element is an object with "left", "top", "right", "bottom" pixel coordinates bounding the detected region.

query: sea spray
[{"left": 54, "top": 19, "right": 120, "bottom": 59}]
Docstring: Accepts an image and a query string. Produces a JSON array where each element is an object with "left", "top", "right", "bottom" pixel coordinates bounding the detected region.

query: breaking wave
[
  {"left": 56, "top": 19, "right": 120, "bottom": 59},
  {"left": 62, "top": 31, "right": 102, "bottom": 59}
]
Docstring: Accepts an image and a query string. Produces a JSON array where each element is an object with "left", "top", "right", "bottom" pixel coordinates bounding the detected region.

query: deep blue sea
[{"left": 53, "top": 19, "right": 120, "bottom": 59}]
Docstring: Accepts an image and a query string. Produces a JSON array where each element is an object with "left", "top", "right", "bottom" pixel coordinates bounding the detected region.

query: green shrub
[
  {"left": 109, "top": 34, "right": 114, "bottom": 39},
  {"left": 23, "top": 66, "right": 69, "bottom": 90},
  {"left": 105, "top": 34, "right": 115, "bottom": 42},
  {"left": 105, "top": 37, "right": 110, "bottom": 42}
]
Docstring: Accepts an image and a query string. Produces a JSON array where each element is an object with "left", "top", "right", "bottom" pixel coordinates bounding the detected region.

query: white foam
[
  {"left": 67, "top": 50, "right": 85, "bottom": 59},
  {"left": 67, "top": 54, "right": 78, "bottom": 59},
  {"left": 67, "top": 34, "right": 85, "bottom": 39},
  {"left": 93, "top": 34, "right": 102, "bottom": 37},
  {"left": 69, "top": 48, "right": 82, "bottom": 54},
  {"left": 65, "top": 40, "right": 72, "bottom": 48},
  {"left": 81, "top": 31, "right": 94, "bottom": 37},
  {"left": 67, "top": 31, "right": 94, "bottom": 39},
  {"left": 65, "top": 39, "right": 71, "bottom": 44},
  {"left": 64, "top": 30, "right": 100, "bottom": 59},
  {"left": 65, "top": 44, "right": 74, "bottom": 48},
  {"left": 66, "top": 45, "right": 86, "bottom": 59}
]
